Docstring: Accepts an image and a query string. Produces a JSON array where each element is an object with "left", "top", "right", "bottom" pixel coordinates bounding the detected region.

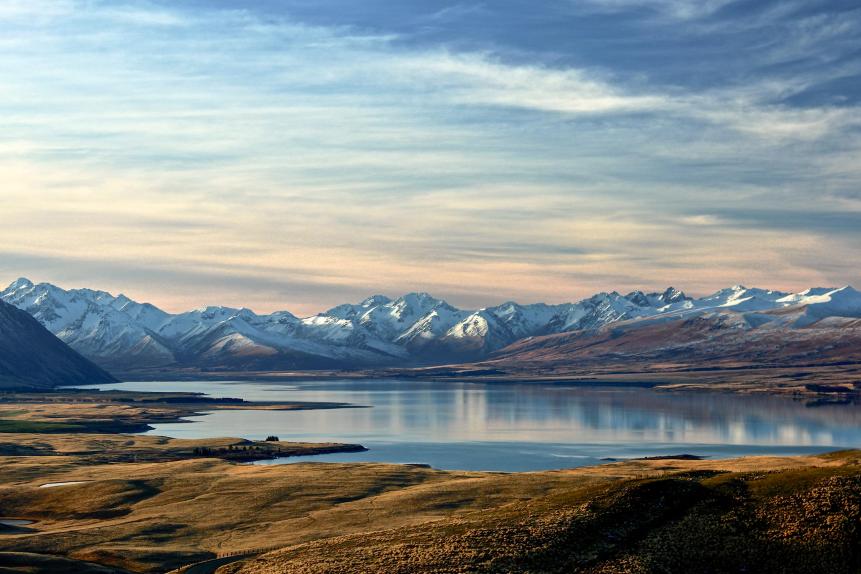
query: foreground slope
[
  {"left": 226, "top": 452, "right": 861, "bottom": 574},
  {"left": 0, "top": 300, "right": 117, "bottom": 389}
]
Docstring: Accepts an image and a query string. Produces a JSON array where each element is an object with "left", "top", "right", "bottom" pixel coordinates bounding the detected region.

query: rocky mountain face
[
  {"left": 0, "top": 298, "right": 117, "bottom": 389},
  {"left": 2, "top": 278, "right": 860, "bottom": 373}
]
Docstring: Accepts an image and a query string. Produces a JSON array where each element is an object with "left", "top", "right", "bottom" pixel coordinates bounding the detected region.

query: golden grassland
[
  {"left": 1, "top": 442, "right": 858, "bottom": 573},
  {"left": 0, "top": 392, "right": 858, "bottom": 574},
  {"left": 226, "top": 452, "right": 861, "bottom": 574}
]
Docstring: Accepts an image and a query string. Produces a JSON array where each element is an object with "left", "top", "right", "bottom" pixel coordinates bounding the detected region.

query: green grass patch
[{"left": 0, "top": 419, "right": 83, "bottom": 433}]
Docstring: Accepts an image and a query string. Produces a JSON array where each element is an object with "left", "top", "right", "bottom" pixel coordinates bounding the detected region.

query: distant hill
[{"left": 0, "top": 299, "right": 117, "bottom": 390}]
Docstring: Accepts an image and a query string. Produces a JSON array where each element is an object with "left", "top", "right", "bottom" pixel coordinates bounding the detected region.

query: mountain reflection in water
[{"left": 82, "top": 380, "right": 861, "bottom": 472}]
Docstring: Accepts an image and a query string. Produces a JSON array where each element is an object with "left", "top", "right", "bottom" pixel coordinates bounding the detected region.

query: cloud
[
  {"left": 575, "top": 0, "right": 737, "bottom": 20},
  {"left": 0, "top": 0, "right": 74, "bottom": 19},
  {"left": 0, "top": 0, "right": 859, "bottom": 311},
  {"left": 394, "top": 51, "right": 669, "bottom": 114}
]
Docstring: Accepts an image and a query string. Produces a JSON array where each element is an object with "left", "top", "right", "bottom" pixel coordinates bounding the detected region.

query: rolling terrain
[{"left": 225, "top": 452, "right": 861, "bottom": 574}]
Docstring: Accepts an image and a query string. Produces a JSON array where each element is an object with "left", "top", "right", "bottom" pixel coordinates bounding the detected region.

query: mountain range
[
  {"left": 483, "top": 286, "right": 861, "bottom": 376},
  {"left": 2, "top": 278, "right": 861, "bottom": 373},
  {"left": 0, "top": 298, "right": 117, "bottom": 389}
]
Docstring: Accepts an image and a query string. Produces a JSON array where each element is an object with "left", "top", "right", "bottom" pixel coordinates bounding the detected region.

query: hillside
[
  {"left": 225, "top": 452, "right": 861, "bottom": 574},
  {"left": 484, "top": 292, "right": 861, "bottom": 375},
  {"left": 0, "top": 299, "right": 117, "bottom": 390}
]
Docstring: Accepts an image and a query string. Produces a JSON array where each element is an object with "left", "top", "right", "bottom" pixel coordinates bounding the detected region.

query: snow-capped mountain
[
  {"left": 0, "top": 278, "right": 175, "bottom": 368},
  {"left": 488, "top": 285, "right": 861, "bottom": 373},
  {"left": 2, "top": 278, "right": 860, "bottom": 373}
]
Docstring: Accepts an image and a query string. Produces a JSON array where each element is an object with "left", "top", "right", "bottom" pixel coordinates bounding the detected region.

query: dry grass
[
  {"left": 1, "top": 447, "right": 857, "bottom": 573},
  {"left": 223, "top": 452, "right": 861, "bottom": 574}
]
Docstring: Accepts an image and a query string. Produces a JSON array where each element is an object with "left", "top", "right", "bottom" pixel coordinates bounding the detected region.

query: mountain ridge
[{"left": 2, "top": 278, "right": 859, "bottom": 373}]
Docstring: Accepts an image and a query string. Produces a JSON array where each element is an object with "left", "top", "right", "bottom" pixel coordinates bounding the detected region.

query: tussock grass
[{"left": 223, "top": 456, "right": 861, "bottom": 574}]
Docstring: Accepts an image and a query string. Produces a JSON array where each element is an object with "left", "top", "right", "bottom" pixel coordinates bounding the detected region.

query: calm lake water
[{"left": 82, "top": 379, "right": 861, "bottom": 471}]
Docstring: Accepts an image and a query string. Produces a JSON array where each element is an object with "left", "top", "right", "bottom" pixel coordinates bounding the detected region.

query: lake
[{"left": 82, "top": 379, "right": 861, "bottom": 472}]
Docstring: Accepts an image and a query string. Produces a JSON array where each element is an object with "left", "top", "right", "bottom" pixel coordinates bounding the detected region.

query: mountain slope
[
  {"left": 0, "top": 299, "right": 117, "bottom": 389},
  {"left": 0, "top": 278, "right": 175, "bottom": 368},
  {"left": 486, "top": 290, "right": 861, "bottom": 373}
]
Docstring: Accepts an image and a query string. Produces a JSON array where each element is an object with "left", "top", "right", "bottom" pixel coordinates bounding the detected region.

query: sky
[{"left": 1, "top": 0, "right": 860, "bottom": 315}]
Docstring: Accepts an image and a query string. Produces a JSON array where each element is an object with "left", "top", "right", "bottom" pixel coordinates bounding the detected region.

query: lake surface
[
  {"left": 82, "top": 379, "right": 861, "bottom": 471},
  {"left": 0, "top": 519, "right": 34, "bottom": 527}
]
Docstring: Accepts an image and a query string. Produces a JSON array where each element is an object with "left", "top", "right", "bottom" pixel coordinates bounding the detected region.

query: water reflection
[{"left": 83, "top": 380, "right": 861, "bottom": 471}]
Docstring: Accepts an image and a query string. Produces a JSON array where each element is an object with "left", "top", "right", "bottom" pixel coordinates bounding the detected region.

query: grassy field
[
  {"left": 223, "top": 452, "right": 861, "bottom": 574},
  {"left": 0, "top": 446, "right": 858, "bottom": 573}
]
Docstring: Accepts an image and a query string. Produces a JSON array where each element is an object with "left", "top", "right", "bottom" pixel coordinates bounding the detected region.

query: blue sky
[{"left": 1, "top": 0, "right": 860, "bottom": 314}]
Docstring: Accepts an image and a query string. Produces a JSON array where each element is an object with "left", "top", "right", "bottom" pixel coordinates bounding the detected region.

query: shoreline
[
  {"left": 103, "top": 363, "right": 861, "bottom": 403},
  {"left": 0, "top": 388, "right": 365, "bottom": 435}
]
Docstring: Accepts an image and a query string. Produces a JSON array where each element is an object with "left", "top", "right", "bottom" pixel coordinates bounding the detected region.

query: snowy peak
[
  {"left": 361, "top": 295, "right": 392, "bottom": 307},
  {"left": 698, "top": 286, "right": 789, "bottom": 311},
  {"left": 798, "top": 287, "right": 835, "bottom": 298},
  {"left": 622, "top": 287, "right": 689, "bottom": 308},
  {"left": 4, "top": 277, "right": 34, "bottom": 292},
  {"left": 656, "top": 287, "right": 689, "bottom": 305},
  {"left": 792, "top": 285, "right": 861, "bottom": 321},
  {"left": 624, "top": 291, "right": 652, "bottom": 307},
  {"left": 390, "top": 292, "right": 450, "bottom": 317},
  {"left": 0, "top": 280, "right": 177, "bottom": 367},
  {"left": 485, "top": 301, "right": 558, "bottom": 337}
]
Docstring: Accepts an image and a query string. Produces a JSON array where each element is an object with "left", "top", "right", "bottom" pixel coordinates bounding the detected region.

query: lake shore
[
  {"left": 62, "top": 378, "right": 861, "bottom": 471},
  {"left": 109, "top": 362, "right": 861, "bottom": 403},
  {"left": 0, "top": 389, "right": 364, "bottom": 435}
]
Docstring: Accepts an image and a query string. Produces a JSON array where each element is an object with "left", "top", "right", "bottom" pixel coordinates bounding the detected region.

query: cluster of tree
[{"left": 192, "top": 444, "right": 270, "bottom": 456}]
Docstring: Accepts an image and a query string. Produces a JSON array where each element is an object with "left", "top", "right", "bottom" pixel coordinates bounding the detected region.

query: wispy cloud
[{"left": 574, "top": 0, "right": 737, "bottom": 20}]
